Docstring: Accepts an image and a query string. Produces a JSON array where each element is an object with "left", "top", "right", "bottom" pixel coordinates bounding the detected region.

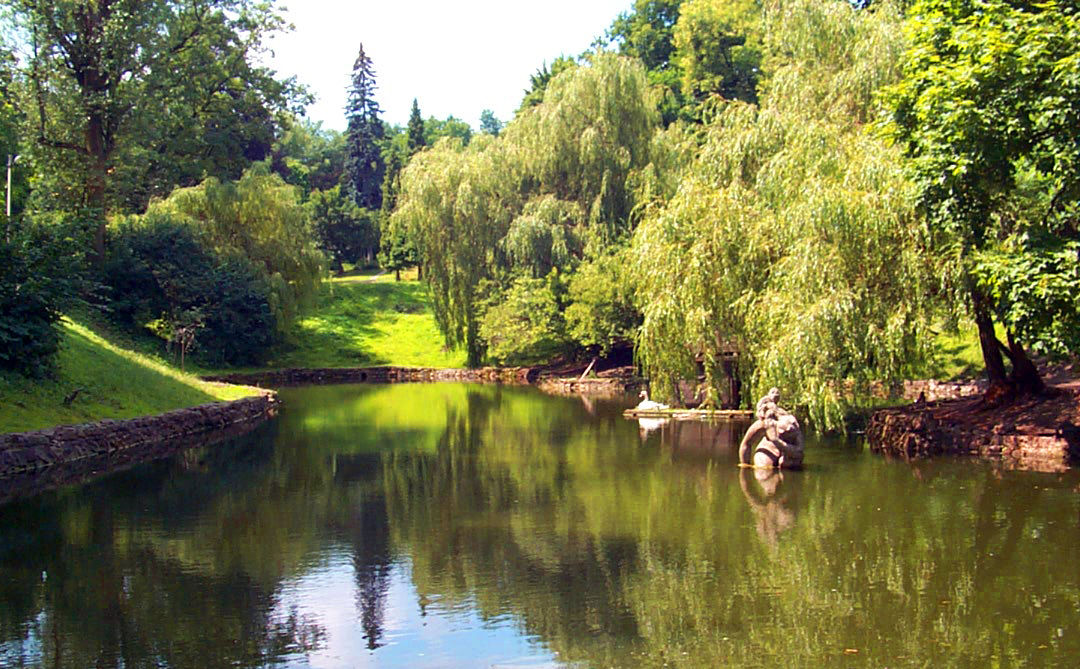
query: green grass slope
[
  {"left": 265, "top": 274, "right": 467, "bottom": 370},
  {"left": 0, "top": 319, "right": 259, "bottom": 434}
]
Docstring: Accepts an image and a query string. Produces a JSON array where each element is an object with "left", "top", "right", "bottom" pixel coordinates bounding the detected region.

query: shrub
[
  {"left": 0, "top": 216, "right": 92, "bottom": 376},
  {"left": 103, "top": 215, "right": 277, "bottom": 366}
]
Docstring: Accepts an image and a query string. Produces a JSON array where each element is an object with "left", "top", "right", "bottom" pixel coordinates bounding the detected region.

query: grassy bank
[
  {"left": 263, "top": 272, "right": 467, "bottom": 370},
  {"left": 0, "top": 319, "right": 260, "bottom": 434}
]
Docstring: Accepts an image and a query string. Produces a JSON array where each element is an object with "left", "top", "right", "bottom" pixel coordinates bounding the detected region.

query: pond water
[{"left": 3, "top": 383, "right": 1080, "bottom": 668}]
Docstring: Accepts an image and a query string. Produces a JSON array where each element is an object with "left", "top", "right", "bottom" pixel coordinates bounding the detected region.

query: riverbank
[
  {"left": 867, "top": 385, "right": 1080, "bottom": 472},
  {"left": 0, "top": 392, "right": 279, "bottom": 491},
  {"left": 0, "top": 319, "right": 265, "bottom": 434},
  {"left": 203, "top": 365, "right": 537, "bottom": 386}
]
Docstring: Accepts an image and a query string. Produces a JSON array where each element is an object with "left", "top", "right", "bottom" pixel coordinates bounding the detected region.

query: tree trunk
[
  {"left": 972, "top": 285, "right": 1045, "bottom": 403},
  {"left": 1006, "top": 330, "right": 1045, "bottom": 395},
  {"left": 83, "top": 65, "right": 109, "bottom": 261},
  {"left": 972, "top": 286, "right": 1009, "bottom": 386}
]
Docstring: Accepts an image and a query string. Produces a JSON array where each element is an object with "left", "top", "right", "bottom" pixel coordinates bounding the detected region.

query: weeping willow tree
[
  {"left": 146, "top": 166, "right": 324, "bottom": 330},
  {"left": 632, "top": 0, "right": 943, "bottom": 429},
  {"left": 392, "top": 54, "right": 661, "bottom": 365}
]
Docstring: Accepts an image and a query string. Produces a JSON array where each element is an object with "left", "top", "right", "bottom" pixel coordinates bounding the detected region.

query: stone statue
[{"left": 738, "top": 387, "right": 804, "bottom": 469}]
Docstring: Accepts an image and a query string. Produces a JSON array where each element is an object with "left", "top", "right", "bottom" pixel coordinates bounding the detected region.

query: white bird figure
[{"left": 636, "top": 389, "right": 669, "bottom": 411}]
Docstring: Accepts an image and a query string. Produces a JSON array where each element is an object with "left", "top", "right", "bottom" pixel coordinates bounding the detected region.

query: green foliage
[
  {"left": 501, "top": 195, "right": 580, "bottom": 278},
  {"left": 393, "top": 55, "right": 660, "bottom": 365},
  {"left": 517, "top": 56, "right": 578, "bottom": 112},
  {"left": 8, "top": 0, "right": 306, "bottom": 218},
  {"left": 881, "top": 0, "right": 1080, "bottom": 370},
  {"left": 565, "top": 248, "right": 641, "bottom": 355},
  {"left": 393, "top": 134, "right": 513, "bottom": 365},
  {"left": 632, "top": 0, "right": 937, "bottom": 428},
  {"left": 270, "top": 119, "right": 346, "bottom": 196},
  {"left": 479, "top": 109, "right": 503, "bottom": 137},
  {"left": 479, "top": 276, "right": 569, "bottom": 365},
  {"left": 147, "top": 166, "right": 324, "bottom": 330},
  {"left": 423, "top": 115, "right": 473, "bottom": 146},
  {"left": 0, "top": 215, "right": 92, "bottom": 376},
  {"left": 344, "top": 44, "right": 386, "bottom": 211},
  {"left": 306, "top": 185, "right": 379, "bottom": 269},
  {"left": 102, "top": 215, "right": 278, "bottom": 366},
  {"left": 0, "top": 44, "right": 26, "bottom": 221},
  {"left": 674, "top": 0, "right": 761, "bottom": 105},
  {"left": 606, "top": 0, "right": 689, "bottom": 124},
  {"left": 607, "top": 0, "right": 684, "bottom": 72},
  {"left": 974, "top": 235, "right": 1080, "bottom": 359},
  {"left": 407, "top": 99, "right": 426, "bottom": 154}
]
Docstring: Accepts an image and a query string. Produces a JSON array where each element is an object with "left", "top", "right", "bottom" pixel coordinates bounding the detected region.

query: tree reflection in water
[{"left": 3, "top": 384, "right": 1080, "bottom": 669}]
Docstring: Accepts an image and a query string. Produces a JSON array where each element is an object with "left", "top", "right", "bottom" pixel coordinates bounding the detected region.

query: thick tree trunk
[
  {"left": 86, "top": 118, "right": 108, "bottom": 260},
  {"left": 972, "top": 285, "right": 1045, "bottom": 403},
  {"left": 1005, "top": 330, "right": 1045, "bottom": 395},
  {"left": 83, "top": 68, "right": 109, "bottom": 261}
]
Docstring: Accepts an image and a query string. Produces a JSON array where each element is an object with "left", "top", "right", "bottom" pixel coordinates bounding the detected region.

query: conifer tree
[
  {"left": 407, "top": 99, "right": 426, "bottom": 154},
  {"left": 344, "top": 45, "right": 385, "bottom": 210}
]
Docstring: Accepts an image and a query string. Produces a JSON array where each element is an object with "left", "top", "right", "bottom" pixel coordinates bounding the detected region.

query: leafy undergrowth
[
  {"left": 264, "top": 276, "right": 466, "bottom": 370},
  {"left": 0, "top": 319, "right": 260, "bottom": 434}
]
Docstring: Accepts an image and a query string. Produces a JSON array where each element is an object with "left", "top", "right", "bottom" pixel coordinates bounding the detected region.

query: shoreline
[
  {"left": 5, "top": 362, "right": 1079, "bottom": 493},
  {"left": 866, "top": 387, "right": 1080, "bottom": 472},
  {"left": 0, "top": 392, "right": 279, "bottom": 485}
]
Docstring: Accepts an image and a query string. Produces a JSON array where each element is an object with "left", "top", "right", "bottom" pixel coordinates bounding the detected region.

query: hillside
[
  {"left": 264, "top": 271, "right": 467, "bottom": 370},
  {"left": 0, "top": 319, "right": 260, "bottom": 434}
]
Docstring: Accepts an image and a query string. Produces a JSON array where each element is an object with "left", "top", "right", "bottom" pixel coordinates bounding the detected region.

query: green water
[{"left": 2, "top": 383, "right": 1080, "bottom": 668}]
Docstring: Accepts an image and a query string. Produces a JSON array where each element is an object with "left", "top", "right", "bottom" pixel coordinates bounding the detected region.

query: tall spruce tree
[
  {"left": 344, "top": 45, "right": 385, "bottom": 210},
  {"left": 407, "top": 99, "right": 426, "bottom": 154}
]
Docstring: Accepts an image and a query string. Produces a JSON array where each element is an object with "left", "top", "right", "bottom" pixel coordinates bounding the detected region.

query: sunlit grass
[
  {"left": 266, "top": 277, "right": 466, "bottom": 369},
  {"left": 915, "top": 321, "right": 991, "bottom": 381},
  {"left": 0, "top": 319, "right": 261, "bottom": 434}
]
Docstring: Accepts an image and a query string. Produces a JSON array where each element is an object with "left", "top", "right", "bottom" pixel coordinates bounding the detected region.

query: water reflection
[
  {"left": 739, "top": 467, "right": 800, "bottom": 548},
  {"left": 2, "top": 383, "right": 1080, "bottom": 668}
]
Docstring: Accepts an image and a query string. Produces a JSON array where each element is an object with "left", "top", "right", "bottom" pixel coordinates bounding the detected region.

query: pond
[{"left": 2, "top": 383, "right": 1080, "bottom": 668}]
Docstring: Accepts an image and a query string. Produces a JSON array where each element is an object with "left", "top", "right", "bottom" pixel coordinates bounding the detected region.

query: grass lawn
[
  {"left": 264, "top": 274, "right": 466, "bottom": 370},
  {"left": 0, "top": 319, "right": 261, "bottom": 434}
]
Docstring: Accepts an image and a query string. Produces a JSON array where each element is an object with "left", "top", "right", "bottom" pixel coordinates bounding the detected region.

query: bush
[
  {"left": 0, "top": 216, "right": 92, "bottom": 376},
  {"left": 306, "top": 185, "right": 380, "bottom": 269},
  {"left": 479, "top": 276, "right": 570, "bottom": 365},
  {"left": 103, "top": 215, "right": 277, "bottom": 366}
]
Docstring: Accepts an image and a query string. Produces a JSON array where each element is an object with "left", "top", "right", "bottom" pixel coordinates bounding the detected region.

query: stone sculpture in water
[{"left": 738, "top": 387, "right": 804, "bottom": 469}]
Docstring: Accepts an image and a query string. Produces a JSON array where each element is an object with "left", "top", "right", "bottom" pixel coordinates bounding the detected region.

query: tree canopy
[
  {"left": 344, "top": 44, "right": 385, "bottom": 212},
  {"left": 393, "top": 54, "right": 660, "bottom": 365},
  {"left": 632, "top": 0, "right": 937, "bottom": 428},
  {"left": 4, "top": 0, "right": 305, "bottom": 254},
  {"left": 882, "top": 0, "right": 1080, "bottom": 396}
]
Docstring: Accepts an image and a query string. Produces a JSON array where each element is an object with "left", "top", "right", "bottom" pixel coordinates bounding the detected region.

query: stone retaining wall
[
  {"left": 535, "top": 377, "right": 642, "bottom": 397},
  {"left": 902, "top": 379, "right": 987, "bottom": 402},
  {"left": 0, "top": 393, "right": 279, "bottom": 480},
  {"left": 204, "top": 366, "right": 538, "bottom": 387}
]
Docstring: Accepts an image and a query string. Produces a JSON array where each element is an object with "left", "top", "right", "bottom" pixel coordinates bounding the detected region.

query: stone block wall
[{"left": 0, "top": 393, "right": 279, "bottom": 480}]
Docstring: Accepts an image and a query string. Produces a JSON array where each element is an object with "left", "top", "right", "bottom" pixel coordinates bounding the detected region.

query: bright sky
[{"left": 264, "top": 0, "right": 633, "bottom": 131}]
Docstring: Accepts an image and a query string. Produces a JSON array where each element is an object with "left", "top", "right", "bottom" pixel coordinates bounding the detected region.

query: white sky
[{"left": 264, "top": 0, "right": 633, "bottom": 131}]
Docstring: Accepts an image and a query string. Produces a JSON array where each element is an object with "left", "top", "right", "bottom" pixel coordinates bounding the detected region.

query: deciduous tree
[
  {"left": 633, "top": 0, "right": 935, "bottom": 428},
  {"left": 5, "top": 0, "right": 303, "bottom": 255},
  {"left": 882, "top": 0, "right": 1080, "bottom": 399}
]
